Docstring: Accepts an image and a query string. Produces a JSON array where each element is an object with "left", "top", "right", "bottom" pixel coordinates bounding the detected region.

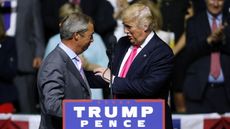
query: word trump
[
  {"left": 63, "top": 100, "right": 165, "bottom": 129},
  {"left": 73, "top": 106, "right": 153, "bottom": 127}
]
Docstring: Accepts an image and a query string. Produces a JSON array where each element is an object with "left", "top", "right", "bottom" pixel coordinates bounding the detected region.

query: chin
[
  {"left": 83, "top": 46, "right": 89, "bottom": 51},
  {"left": 129, "top": 39, "right": 135, "bottom": 43}
]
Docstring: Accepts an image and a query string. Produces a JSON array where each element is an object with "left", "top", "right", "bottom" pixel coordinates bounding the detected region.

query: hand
[
  {"left": 79, "top": 55, "right": 100, "bottom": 71},
  {"left": 33, "top": 57, "right": 42, "bottom": 69},
  {"left": 174, "top": 92, "right": 186, "bottom": 113},
  {"left": 207, "top": 25, "right": 225, "bottom": 45},
  {"left": 94, "top": 67, "right": 111, "bottom": 83},
  {"left": 184, "top": 1, "right": 194, "bottom": 21}
]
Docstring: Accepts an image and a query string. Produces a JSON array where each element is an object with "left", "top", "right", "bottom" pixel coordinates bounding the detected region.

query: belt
[{"left": 207, "top": 82, "right": 224, "bottom": 88}]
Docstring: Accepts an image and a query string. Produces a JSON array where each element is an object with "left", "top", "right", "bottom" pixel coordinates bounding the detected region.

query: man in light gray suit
[{"left": 37, "top": 12, "right": 94, "bottom": 129}]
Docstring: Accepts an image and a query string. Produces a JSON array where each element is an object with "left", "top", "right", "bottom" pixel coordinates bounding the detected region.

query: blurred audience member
[
  {"left": 40, "top": 0, "right": 68, "bottom": 42},
  {"left": 191, "top": 0, "right": 230, "bottom": 15},
  {"left": 0, "top": 15, "right": 18, "bottom": 113},
  {"left": 172, "top": 0, "right": 194, "bottom": 113},
  {"left": 172, "top": 1, "right": 194, "bottom": 55},
  {"left": 182, "top": 0, "right": 230, "bottom": 114},
  {"left": 79, "top": 0, "right": 117, "bottom": 49},
  {"left": 111, "top": 0, "right": 129, "bottom": 40},
  {"left": 1, "top": 0, "right": 45, "bottom": 113},
  {"left": 160, "top": 0, "right": 188, "bottom": 42}
]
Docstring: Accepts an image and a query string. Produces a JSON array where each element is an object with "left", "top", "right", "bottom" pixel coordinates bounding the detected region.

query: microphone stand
[{"left": 109, "top": 52, "right": 114, "bottom": 99}]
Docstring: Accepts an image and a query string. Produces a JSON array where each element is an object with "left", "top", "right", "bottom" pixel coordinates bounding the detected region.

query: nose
[
  {"left": 124, "top": 27, "right": 129, "bottom": 34},
  {"left": 90, "top": 38, "right": 94, "bottom": 43},
  {"left": 213, "top": 1, "right": 218, "bottom": 6},
  {"left": 90, "top": 35, "right": 94, "bottom": 42}
]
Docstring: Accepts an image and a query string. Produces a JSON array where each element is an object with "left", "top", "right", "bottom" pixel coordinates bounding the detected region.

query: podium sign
[{"left": 63, "top": 99, "right": 165, "bottom": 129}]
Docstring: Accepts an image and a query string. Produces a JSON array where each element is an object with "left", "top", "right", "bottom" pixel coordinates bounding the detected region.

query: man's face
[
  {"left": 206, "top": 0, "right": 224, "bottom": 16},
  {"left": 77, "top": 22, "right": 94, "bottom": 53},
  {"left": 123, "top": 18, "right": 147, "bottom": 46}
]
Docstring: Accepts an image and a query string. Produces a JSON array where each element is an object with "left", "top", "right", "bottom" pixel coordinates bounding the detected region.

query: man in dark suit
[
  {"left": 182, "top": 0, "right": 230, "bottom": 113},
  {"left": 94, "top": 3, "right": 174, "bottom": 129},
  {"left": 37, "top": 13, "right": 94, "bottom": 129}
]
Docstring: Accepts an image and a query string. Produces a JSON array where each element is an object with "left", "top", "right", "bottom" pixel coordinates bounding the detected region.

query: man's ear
[
  {"left": 143, "top": 24, "right": 149, "bottom": 32},
  {"left": 73, "top": 32, "right": 80, "bottom": 41}
]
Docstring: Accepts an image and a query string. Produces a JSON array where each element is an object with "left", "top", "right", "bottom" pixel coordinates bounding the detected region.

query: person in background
[
  {"left": 0, "top": 15, "right": 18, "bottom": 113},
  {"left": 70, "top": 0, "right": 117, "bottom": 49},
  {"left": 94, "top": 3, "right": 174, "bottom": 129},
  {"left": 171, "top": 0, "right": 194, "bottom": 113},
  {"left": 1, "top": 0, "right": 45, "bottom": 113},
  {"left": 172, "top": 0, "right": 194, "bottom": 55},
  {"left": 182, "top": 0, "right": 230, "bottom": 113},
  {"left": 37, "top": 12, "right": 94, "bottom": 129},
  {"left": 111, "top": 0, "right": 129, "bottom": 40},
  {"left": 40, "top": 0, "right": 68, "bottom": 42}
]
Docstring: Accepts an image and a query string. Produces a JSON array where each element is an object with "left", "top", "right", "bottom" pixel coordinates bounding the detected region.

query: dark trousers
[
  {"left": 186, "top": 83, "right": 230, "bottom": 114},
  {"left": 14, "top": 74, "right": 39, "bottom": 113}
]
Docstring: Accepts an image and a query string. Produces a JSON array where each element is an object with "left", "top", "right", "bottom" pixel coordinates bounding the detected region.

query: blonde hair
[
  {"left": 113, "top": 0, "right": 129, "bottom": 19},
  {"left": 59, "top": 3, "right": 82, "bottom": 18},
  {"left": 121, "top": 3, "right": 156, "bottom": 31}
]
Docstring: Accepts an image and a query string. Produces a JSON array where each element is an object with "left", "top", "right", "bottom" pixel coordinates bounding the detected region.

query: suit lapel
[
  {"left": 57, "top": 47, "right": 90, "bottom": 92},
  {"left": 114, "top": 43, "right": 129, "bottom": 75},
  {"left": 126, "top": 35, "right": 158, "bottom": 77},
  {"left": 115, "top": 35, "right": 158, "bottom": 77}
]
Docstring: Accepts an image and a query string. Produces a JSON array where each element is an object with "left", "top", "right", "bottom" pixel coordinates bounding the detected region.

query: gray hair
[
  {"left": 121, "top": 3, "right": 155, "bottom": 31},
  {"left": 59, "top": 12, "right": 93, "bottom": 40}
]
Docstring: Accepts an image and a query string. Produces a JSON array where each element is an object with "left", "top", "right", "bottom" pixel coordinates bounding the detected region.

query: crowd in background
[{"left": 1, "top": 0, "right": 230, "bottom": 115}]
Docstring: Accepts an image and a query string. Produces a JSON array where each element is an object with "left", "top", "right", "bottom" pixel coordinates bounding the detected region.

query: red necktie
[
  {"left": 71, "top": 0, "right": 81, "bottom": 5},
  {"left": 119, "top": 45, "right": 139, "bottom": 78},
  {"left": 210, "top": 17, "right": 221, "bottom": 79}
]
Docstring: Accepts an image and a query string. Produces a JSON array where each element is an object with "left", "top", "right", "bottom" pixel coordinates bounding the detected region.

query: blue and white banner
[{"left": 63, "top": 99, "right": 165, "bottom": 129}]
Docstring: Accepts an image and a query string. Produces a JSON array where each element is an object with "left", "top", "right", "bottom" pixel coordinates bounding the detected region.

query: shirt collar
[
  {"left": 139, "top": 31, "right": 154, "bottom": 48},
  {"left": 207, "top": 11, "right": 222, "bottom": 21},
  {"left": 59, "top": 42, "right": 77, "bottom": 60}
]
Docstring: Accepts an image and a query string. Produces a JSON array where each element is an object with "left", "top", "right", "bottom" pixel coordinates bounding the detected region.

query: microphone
[
  {"left": 106, "top": 35, "right": 117, "bottom": 99},
  {"left": 106, "top": 35, "right": 117, "bottom": 68}
]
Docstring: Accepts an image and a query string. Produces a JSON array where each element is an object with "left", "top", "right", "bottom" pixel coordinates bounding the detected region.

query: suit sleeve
[{"left": 38, "top": 61, "right": 65, "bottom": 117}]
